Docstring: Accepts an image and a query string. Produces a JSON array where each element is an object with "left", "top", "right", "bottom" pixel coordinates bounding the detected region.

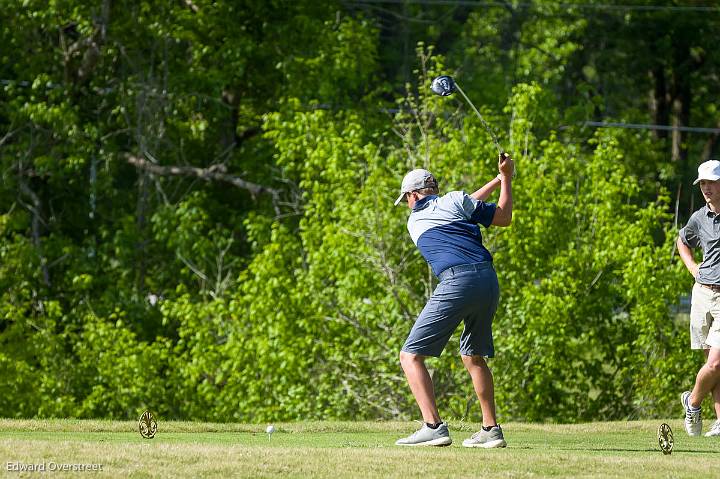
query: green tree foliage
[{"left": 0, "top": 1, "right": 714, "bottom": 422}]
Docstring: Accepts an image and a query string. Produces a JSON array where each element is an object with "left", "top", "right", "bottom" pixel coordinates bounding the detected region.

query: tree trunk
[
  {"left": 701, "top": 120, "right": 720, "bottom": 161},
  {"left": 135, "top": 172, "right": 148, "bottom": 292},
  {"left": 18, "top": 181, "right": 50, "bottom": 287},
  {"left": 670, "top": 71, "right": 691, "bottom": 165},
  {"left": 649, "top": 64, "right": 669, "bottom": 140}
]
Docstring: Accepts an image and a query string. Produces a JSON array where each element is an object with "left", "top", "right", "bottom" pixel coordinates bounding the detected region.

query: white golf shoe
[
  {"left": 462, "top": 425, "right": 507, "bottom": 448},
  {"left": 681, "top": 391, "right": 702, "bottom": 437},
  {"left": 395, "top": 422, "right": 452, "bottom": 446},
  {"left": 705, "top": 419, "right": 720, "bottom": 437}
]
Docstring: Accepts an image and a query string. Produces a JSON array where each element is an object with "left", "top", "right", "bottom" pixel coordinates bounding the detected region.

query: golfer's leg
[
  {"left": 461, "top": 354, "right": 497, "bottom": 427},
  {"left": 399, "top": 351, "right": 441, "bottom": 424},
  {"left": 690, "top": 347, "right": 720, "bottom": 408},
  {"left": 700, "top": 349, "right": 720, "bottom": 418}
]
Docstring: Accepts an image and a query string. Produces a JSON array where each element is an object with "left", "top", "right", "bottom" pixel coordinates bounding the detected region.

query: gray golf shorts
[{"left": 401, "top": 262, "right": 499, "bottom": 358}]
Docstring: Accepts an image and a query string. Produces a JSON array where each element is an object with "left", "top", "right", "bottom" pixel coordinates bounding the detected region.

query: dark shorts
[{"left": 401, "top": 262, "right": 499, "bottom": 358}]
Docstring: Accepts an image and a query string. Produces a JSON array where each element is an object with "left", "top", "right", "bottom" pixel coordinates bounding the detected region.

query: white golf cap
[
  {"left": 394, "top": 169, "right": 437, "bottom": 206},
  {"left": 693, "top": 160, "right": 720, "bottom": 185}
]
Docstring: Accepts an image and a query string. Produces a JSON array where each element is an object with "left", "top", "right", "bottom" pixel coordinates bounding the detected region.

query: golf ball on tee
[{"left": 266, "top": 425, "right": 275, "bottom": 434}]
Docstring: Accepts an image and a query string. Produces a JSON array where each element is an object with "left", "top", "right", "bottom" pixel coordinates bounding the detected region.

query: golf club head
[{"left": 431, "top": 75, "right": 456, "bottom": 96}]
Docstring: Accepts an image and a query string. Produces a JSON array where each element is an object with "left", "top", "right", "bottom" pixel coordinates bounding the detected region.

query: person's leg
[
  {"left": 461, "top": 352, "right": 506, "bottom": 448},
  {"left": 709, "top": 353, "right": 720, "bottom": 435},
  {"left": 399, "top": 351, "right": 441, "bottom": 424},
  {"left": 699, "top": 349, "right": 720, "bottom": 420},
  {"left": 398, "top": 279, "right": 464, "bottom": 426},
  {"left": 686, "top": 285, "right": 710, "bottom": 414},
  {"left": 690, "top": 347, "right": 720, "bottom": 408},
  {"left": 711, "top": 365, "right": 720, "bottom": 421},
  {"left": 396, "top": 350, "right": 452, "bottom": 446},
  {"left": 461, "top": 354, "right": 497, "bottom": 427},
  {"left": 457, "top": 267, "right": 499, "bottom": 426}
]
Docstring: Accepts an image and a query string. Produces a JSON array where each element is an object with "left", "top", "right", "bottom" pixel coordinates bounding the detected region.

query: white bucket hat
[
  {"left": 394, "top": 169, "right": 437, "bottom": 206},
  {"left": 694, "top": 160, "right": 720, "bottom": 185}
]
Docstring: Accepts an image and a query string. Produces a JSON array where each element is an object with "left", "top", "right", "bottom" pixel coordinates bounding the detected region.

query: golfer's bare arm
[
  {"left": 491, "top": 177, "right": 512, "bottom": 226},
  {"left": 491, "top": 154, "right": 514, "bottom": 227},
  {"left": 470, "top": 176, "right": 501, "bottom": 202},
  {"left": 677, "top": 236, "right": 699, "bottom": 278},
  {"left": 469, "top": 155, "right": 513, "bottom": 226}
]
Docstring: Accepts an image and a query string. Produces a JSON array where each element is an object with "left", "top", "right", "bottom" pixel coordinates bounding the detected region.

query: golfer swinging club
[
  {"left": 677, "top": 159, "right": 720, "bottom": 438},
  {"left": 393, "top": 153, "right": 514, "bottom": 447}
]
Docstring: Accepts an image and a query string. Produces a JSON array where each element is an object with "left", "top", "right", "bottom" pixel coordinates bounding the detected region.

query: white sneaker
[
  {"left": 705, "top": 419, "right": 720, "bottom": 437},
  {"left": 395, "top": 422, "right": 452, "bottom": 446},
  {"left": 462, "top": 425, "right": 507, "bottom": 448},
  {"left": 681, "top": 391, "right": 702, "bottom": 436}
]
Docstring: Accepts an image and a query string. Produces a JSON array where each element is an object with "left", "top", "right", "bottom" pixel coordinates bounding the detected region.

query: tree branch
[
  {"left": 18, "top": 181, "right": 50, "bottom": 287},
  {"left": 183, "top": 0, "right": 199, "bottom": 13},
  {"left": 124, "top": 154, "right": 281, "bottom": 204}
]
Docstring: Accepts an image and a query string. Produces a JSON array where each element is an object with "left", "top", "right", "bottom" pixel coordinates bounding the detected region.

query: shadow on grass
[{"left": 552, "top": 446, "right": 717, "bottom": 455}]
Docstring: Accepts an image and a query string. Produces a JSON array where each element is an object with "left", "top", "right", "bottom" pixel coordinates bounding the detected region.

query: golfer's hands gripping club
[{"left": 498, "top": 153, "right": 514, "bottom": 179}]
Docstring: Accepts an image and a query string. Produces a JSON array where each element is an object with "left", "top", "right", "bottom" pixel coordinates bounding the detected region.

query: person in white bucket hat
[{"left": 677, "top": 159, "right": 720, "bottom": 438}]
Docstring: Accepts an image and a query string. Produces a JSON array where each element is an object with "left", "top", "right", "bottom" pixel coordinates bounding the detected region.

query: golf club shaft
[{"left": 454, "top": 83, "right": 504, "bottom": 155}]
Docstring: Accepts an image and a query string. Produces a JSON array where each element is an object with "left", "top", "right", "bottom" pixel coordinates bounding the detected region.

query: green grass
[{"left": 1, "top": 419, "right": 718, "bottom": 478}]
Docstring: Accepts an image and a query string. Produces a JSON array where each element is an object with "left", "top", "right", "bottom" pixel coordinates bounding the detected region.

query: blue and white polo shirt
[{"left": 408, "top": 191, "right": 496, "bottom": 277}]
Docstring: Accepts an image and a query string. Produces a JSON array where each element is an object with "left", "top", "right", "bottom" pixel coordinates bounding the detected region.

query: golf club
[{"left": 431, "top": 75, "right": 505, "bottom": 156}]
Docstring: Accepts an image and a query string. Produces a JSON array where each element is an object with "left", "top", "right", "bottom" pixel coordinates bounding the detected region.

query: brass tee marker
[
  {"left": 658, "top": 423, "right": 673, "bottom": 455},
  {"left": 139, "top": 410, "right": 158, "bottom": 439}
]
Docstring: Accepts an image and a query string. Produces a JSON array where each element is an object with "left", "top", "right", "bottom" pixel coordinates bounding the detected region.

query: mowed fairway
[{"left": 1, "top": 419, "right": 718, "bottom": 478}]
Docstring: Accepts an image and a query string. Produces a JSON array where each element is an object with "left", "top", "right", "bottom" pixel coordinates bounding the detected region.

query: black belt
[
  {"left": 438, "top": 262, "right": 492, "bottom": 282},
  {"left": 700, "top": 283, "right": 720, "bottom": 293}
]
